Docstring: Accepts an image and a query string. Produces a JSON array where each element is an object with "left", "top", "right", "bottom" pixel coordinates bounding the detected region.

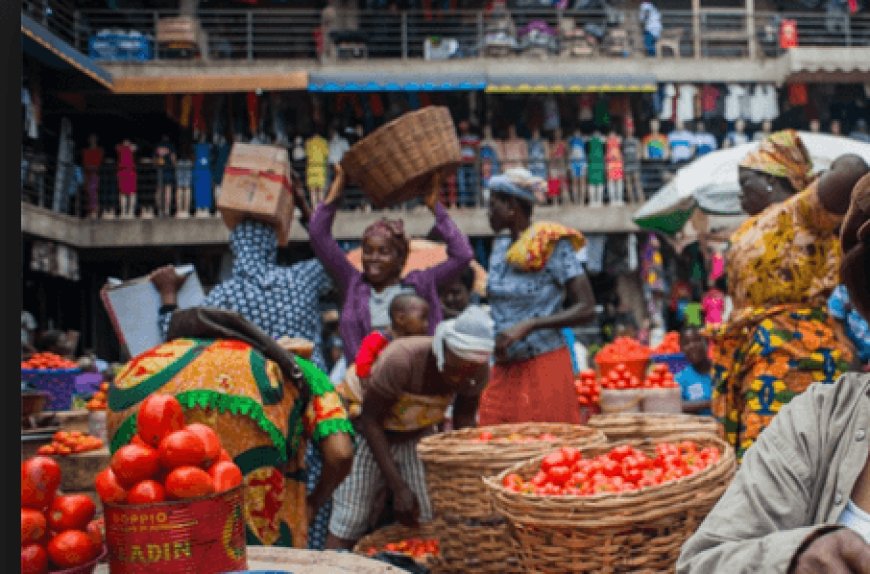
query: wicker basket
[
  {"left": 417, "top": 423, "right": 607, "bottom": 520},
  {"left": 353, "top": 521, "right": 443, "bottom": 572},
  {"left": 436, "top": 514, "right": 523, "bottom": 574},
  {"left": 587, "top": 413, "right": 720, "bottom": 442},
  {"left": 341, "top": 106, "right": 461, "bottom": 208},
  {"left": 483, "top": 434, "right": 737, "bottom": 573}
]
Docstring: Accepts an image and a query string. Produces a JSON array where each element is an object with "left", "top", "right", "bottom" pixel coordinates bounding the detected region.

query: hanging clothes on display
[
  {"left": 584, "top": 233, "right": 606, "bottom": 274},
  {"left": 788, "top": 83, "right": 809, "bottom": 107},
  {"left": 543, "top": 94, "right": 560, "bottom": 133},
  {"left": 659, "top": 83, "right": 676, "bottom": 122},
  {"left": 676, "top": 84, "right": 697, "bottom": 124},
  {"left": 527, "top": 133, "right": 548, "bottom": 180},
  {"left": 192, "top": 94, "right": 206, "bottom": 135},
  {"left": 193, "top": 139, "right": 214, "bottom": 214},
  {"left": 724, "top": 84, "right": 746, "bottom": 122},
  {"left": 700, "top": 84, "right": 721, "bottom": 120}
]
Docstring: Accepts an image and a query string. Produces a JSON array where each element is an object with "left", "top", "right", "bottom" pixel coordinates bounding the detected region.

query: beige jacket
[{"left": 678, "top": 372, "right": 870, "bottom": 573}]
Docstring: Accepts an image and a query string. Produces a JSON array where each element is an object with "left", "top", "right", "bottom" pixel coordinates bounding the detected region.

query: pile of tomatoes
[
  {"left": 595, "top": 337, "right": 651, "bottom": 364},
  {"left": 600, "top": 363, "right": 678, "bottom": 390},
  {"left": 86, "top": 383, "right": 109, "bottom": 411},
  {"left": 95, "top": 394, "right": 242, "bottom": 505},
  {"left": 642, "top": 363, "right": 678, "bottom": 389},
  {"left": 37, "top": 431, "right": 104, "bottom": 456},
  {"left": 21, "top": 456, "right": 105, "bottom": 574},
  {"left": 474, "top": 431, "right": 559, "bottom": 443},
  {"left": 365, "top": 538, "right": 440, "bottom": 560},
  {"left": 501, "top": 441, "right": 722, "bottom": 497},
  {"left": 652, "top": 332, "right": 681, "bottom": 355},
  {"left": 574, "top": 369, "right": 601, "bottom": 408},
  {"left": 22, "top": 353, "right": 78, "bottom": 371}
]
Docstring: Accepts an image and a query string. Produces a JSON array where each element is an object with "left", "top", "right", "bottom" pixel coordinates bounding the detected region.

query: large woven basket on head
[
  {"left": 341, "top": 106, "right": 461, "bottom": 208},
  {"left": 417, "top": 423, "right": 606, "bottom": 574},
  {"left": 483, "top": 434, "right": 737, "bottom": 574},
  {"left": 587, "top": 412, "right": 721, "bottom": 442},
  {"left": 353, "top": 521, "right": 444, "bottom": 573}
]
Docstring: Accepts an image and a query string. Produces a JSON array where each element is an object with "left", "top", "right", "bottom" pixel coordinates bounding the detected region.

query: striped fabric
[{"left": 328, "top": 437, "right": 433, "bottom": 540}]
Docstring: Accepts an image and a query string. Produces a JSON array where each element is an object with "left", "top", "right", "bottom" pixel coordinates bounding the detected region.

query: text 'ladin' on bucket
[{"left": 111, "top": 541, "right": 192, "bottom": 563}]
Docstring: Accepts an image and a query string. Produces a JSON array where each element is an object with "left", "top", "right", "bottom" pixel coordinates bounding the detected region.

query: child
[
  {"left": 337, "top": 294, "right": 430, "bottom": 417},
  {"left": 675, "top": 326, "right": 713, "bottom": 415}
]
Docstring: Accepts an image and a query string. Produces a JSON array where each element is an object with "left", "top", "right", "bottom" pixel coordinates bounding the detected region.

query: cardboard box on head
[{"left": 216, "top": 143, "right": 295, "bottom": 246}]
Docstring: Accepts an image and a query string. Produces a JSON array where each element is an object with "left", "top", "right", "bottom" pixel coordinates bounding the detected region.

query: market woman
[
  {"left": 308, "top": 165, "right": 474, "bottom": 364},
  {"left": 477, "top": 167, "right": 597, "bottom": 425},
  {"left": 107, "top": 308, "right": 355, "bottom": 549},
  {"left": 712, "top": 129, "right": 869, "bottom": 460}
]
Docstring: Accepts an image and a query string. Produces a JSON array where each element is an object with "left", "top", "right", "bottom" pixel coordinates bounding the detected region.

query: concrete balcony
[{"left": 21, "top": 200, "right": 643, "bottom": 249}]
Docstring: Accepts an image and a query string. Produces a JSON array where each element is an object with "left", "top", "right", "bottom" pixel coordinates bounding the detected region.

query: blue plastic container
[
  {"left": 650, "top": 352, "right": 690, "bottom": 375},
  {"left": 21, "top": 368, "right": 82, "bottom": 411}
]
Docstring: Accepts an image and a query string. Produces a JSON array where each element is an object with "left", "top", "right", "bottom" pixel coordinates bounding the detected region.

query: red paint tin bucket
[{"left": 104, "top": 485, "right": 246, "bottom": 574}]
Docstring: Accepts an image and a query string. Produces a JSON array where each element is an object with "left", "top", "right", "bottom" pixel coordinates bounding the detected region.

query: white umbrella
[{"left": 634, "top": 132, "right": 870, "bottom": 235}]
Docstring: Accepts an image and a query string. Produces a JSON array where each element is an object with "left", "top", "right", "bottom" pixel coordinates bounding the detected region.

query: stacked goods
[
  {"left": 341, "top": 106, "right": 461, "bottom": 208},
  {"left": 594, "top": 337, "right": 651, "bottom": 380},
  {"left": 650, "top": 331, "right": 690, "bottom": 375},
  {"left": 573, "top": 369, "right": 601, "bottom": 421},
  {"left": 85, "top": 383, "right": 109, "bottom": 412},
  {"left": 22, "top": 355, "right": 82, "bottom": 412},
  {"left": 484, "top": 435, "right": 736, "bottom": 573},
  {"left": 587, "top": 412, "right": 721, "bottom": 442},
  {"left": 417, "top": 423, "right": 606, "bottom": 573},
  {"left": 599, "top": 363, "right": 682, "bottom": 414},
  {"left": 37, "top": 431, "right": 104, "bottom": 456},
  {"left": 97, "top": 394, "right": 246, "bottom": 574},
  {"left": 217, "top": 143, "right": 295, "bottom": 246},
  {"left": 354, "top": 522, "right": 441, "bottom": 571},
  {"left": 21, "top": 456, "right": 107, "bottom": 574}
]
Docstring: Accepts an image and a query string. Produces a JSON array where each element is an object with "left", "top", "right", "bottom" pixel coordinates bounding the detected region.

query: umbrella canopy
[
  {"left": 634, "top": 132, "right": 870, "bottom": 235},
  {"left": 346, "top": 238, "right": 488, "bottom": 297}
]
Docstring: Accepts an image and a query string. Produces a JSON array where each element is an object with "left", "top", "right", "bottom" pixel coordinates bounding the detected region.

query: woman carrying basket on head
[
  {"left": 477, "top": 167, "right": 597, "bottom": 425},
  {"left": 711, "top": 129, "right": 868, "bottom": 461},
  {"left": 308, "top": 165, "right": 474, "bottom": 366}
]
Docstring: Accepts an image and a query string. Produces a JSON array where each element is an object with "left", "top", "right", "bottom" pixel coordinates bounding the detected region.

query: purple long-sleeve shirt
[{"left": 309, "top": 201, "right": 473, "bottom": 364}]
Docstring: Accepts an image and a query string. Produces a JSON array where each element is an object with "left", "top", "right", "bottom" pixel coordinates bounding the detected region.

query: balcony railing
[
  {"left": 62, "top": 7, "right": 870, "bottom": 64},
  {"left": 21, "top": 153, "right": 678, "bottom": 220}
]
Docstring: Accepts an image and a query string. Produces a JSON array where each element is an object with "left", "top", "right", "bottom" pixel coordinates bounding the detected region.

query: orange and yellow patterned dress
[
  {"left": 106, "top": 338, "right": 353, "bottom": 548},
  {"left": 712, "top": 183, "right": 854, "bottom": 460}
]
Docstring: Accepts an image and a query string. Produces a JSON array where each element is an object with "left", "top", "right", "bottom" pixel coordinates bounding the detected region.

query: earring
[{"left": 766, "top": 184, "right": 774, "bottom": 193}]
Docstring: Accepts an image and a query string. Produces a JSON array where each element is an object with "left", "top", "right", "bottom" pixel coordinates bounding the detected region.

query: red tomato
[
  {"left": 21, "top": 457, "right": 62, "bottom": 510},
  {"left": 477, "top": 430, "right": 494, "bottom": 442},
  {"left": 164, "top": 466, "right": 215, "bottom": 500},
  {"left": 546, "top": 465, "right": 571, "bottom": 485},
  {"left": 127, "top": 479, "right": 167, "bottom": 504},
  {"left": 136, "top": 394, "right": 185, "bottom": 448},
  {"left": 208, "top": 461, "right": 243, "bottom": 493},
  {"left": 110, "top": 443, "right": 161, "bottom": 488},
  {"left": 21, "top": 543, "right": 48, "bottom": 574},
  {"left": 185, "top": 423, "right": 222, "bottom": 467},
  {"left": 217, "top": 448, "right": 233, "bottom": 464},
  {"left": 21, "top": 508, "right": 47, "bottom": 545},
  {"left": 48, "top": 494, "right": 96, "bottom": 532},
  {"left": 94, "top": 467, "right": 127, "bottom": 504},
  {"left": 86, "top": 518, "right": 105, "bottom": 547},
  {"left": 559, "top": 447, "right": 581, "bottom": 466},
  {"left": 46, "top": 530, "right": 99, "bottom": 569},
  {"left": 540, "top": 451, "right": 566, "bottom": 472},
  {"left": 159, "top": 429, "right": 208, "bottom": 470}
]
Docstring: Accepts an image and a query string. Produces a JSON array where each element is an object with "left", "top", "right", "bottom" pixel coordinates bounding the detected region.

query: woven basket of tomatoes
[
  {"left": 354, "top": 521, "right": 442, "bottom": 572},
  {"left": 483, "top": 435, "right": 736, "bottom": 574},
  {"left": 22, "top": 353, "right": 82, "bottom": 412},
  {"left": 417, "top": 424, "right": 606, "bottom": 574},
  {"left": 587, "top": 412, "right": 721, "bottom": 443}
]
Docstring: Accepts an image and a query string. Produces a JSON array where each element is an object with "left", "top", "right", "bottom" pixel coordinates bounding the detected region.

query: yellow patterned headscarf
[
  {"left": 739, "top": 129, "right": 814, "bottom": 193},
  {"left": 505, "top": 221, "right": 586, "bottom": 272}
]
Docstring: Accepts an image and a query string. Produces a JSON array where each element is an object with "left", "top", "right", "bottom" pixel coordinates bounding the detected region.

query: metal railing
[
  {"left": 21, "top": 153, "right": 677, "bottom": 219},
  {"left": 22, "top": 0, "right": 80, "bottom": 47},
  {"left": 66, "top": 7, "right": 870, "bottom": 63}
]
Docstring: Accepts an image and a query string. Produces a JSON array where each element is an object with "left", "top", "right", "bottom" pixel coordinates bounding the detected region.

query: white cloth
[
  {"left": 838, "top": 500, "right": 870, "bottom": 545},
  {"left": 762, "top": 84, "right": 779, "bottom": 121},
  {"left": 327, "top": 135, "right": 350, "bottom": 165},
  {"left": 639, "top": 2, "right": 662, "bottom": 37},
  {"left": 329, "top": 355, "right": 347, "bottom": 385},
  {"left": 749, "top": 84, "right": 767, "bottom": 124},
  {"left": 726, "top": 130, "right": 749, "bottom": 147},
  {"left": 676, "top": 84, "right": 697, "bottom": 123},
  {"left": 432, "top": 305, "right": 494, "bottom": 371},
  {"left": 724, "top": 84, "right": 746, "bottom": 122},
  {"left": 659, "top": 83, "right": 676, "bottom": 122}
]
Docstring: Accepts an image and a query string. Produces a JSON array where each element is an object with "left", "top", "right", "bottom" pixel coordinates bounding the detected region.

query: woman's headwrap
[
  {"left": 432, "top": 305, "right": 495, "bottom": 372},
  {"left": 739, "top": 129, "right": 814, "bottom": 193},
  {"left": 362, "top": 218, "right": 410, "bottom": 266},
  {"left": 488, "top": 167, "right": 548, "bottom": 205}
]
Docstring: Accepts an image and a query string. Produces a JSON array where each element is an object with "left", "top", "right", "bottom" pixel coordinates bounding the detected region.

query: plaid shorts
[{"left": 328, "top": 436, "right": 432, "bottom": 540}]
